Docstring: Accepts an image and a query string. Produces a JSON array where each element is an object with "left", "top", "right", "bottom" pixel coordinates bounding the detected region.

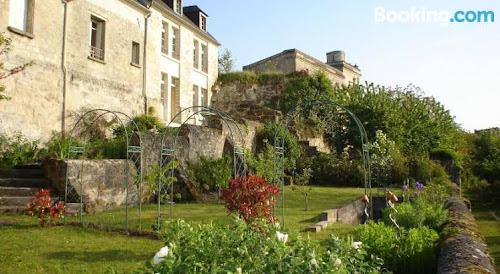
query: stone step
[
  {"left": 0, "top": 178, "right": 50, "bottom": 188},
  {"left": 0, "top": 196, "right": 32, "bottom": 206},
  {"left": 0, "top": 169, "right": 44, "bottom": 179},
  {"left": 0, "top": 206, "right": 25, "bottom": 215},
  {"left": 0, "top": 186, "right": 40, "bottom": 197}
]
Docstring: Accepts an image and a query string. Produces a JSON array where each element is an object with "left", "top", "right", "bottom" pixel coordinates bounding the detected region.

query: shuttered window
[{"left": 171, "top": 77, "right": 181, "bottom": 123}]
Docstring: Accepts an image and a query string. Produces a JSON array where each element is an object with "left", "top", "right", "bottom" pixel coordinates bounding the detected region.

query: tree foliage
[{"left": 218, "top": 48, "right": 235, "bottom": 73}]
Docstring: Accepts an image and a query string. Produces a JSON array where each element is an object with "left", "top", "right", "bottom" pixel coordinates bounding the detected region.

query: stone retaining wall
[
  {"left": 42, "top": 159, "right": 146, "bottom": 213},
  {"left": 437, "top": 184, "right": 496, "bottom": 274}
]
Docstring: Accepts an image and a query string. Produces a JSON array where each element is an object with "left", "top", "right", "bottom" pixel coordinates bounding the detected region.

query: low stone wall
[
  {"left": 309, "top": 196, "right": 367, "bottom": 232},
  {"left": 437, "top": 184, "right": 496, "bottom": 274},
  {"left": 43, "top": 159, "right": 146, "bottom": 213}
]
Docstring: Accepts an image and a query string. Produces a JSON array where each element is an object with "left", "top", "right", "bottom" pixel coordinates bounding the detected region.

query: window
[
  {"left": 193, "top": 85, "right": 199, "bottom": 108},
  {"left": 161, "top": 73, "right": 168, "bottom": 120},
  {"left": 161, "top": 22, "right": 168, "bottom": 54},
  {"left": 201, "top": 45, "right": 208, "bottom": 73},
  {"left": 171, "top": 27, "right": 180, "bottom": 60},
  {"left": 200, "top": 15, "right": 207, "bottom": 31},
  {"left": 201, "top": 88, "right": 208, "bottom": 107},
  {"left": 193, "top": 40, "right": 199, "bottom": 69},
  {"left": 8, "top": 0, "right": 34, "bottom": 35},
  {"left": 174, "top": 0, "right": 182, "bottom": 14},
  {"left": 131, "top": 41, "right": 140, "bottom": 66},
  {"left": 171, "top": 77, "right": 180, "bottom": 122},
  {"left": 89, "top": 16, "right": 105, "bottom": 61}
]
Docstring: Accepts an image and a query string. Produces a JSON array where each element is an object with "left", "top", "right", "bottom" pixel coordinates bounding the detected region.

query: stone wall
[
  {"left": 437, "top": 184, "right": 496, "bottom": 274},
  {"left": 43, "top": 158, "right": 146, "bottom": 213}
]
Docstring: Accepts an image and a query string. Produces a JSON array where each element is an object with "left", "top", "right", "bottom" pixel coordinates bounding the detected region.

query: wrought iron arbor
[
  {"left": 64, "top": 109, "right": 143, "bottom": 230},
  {"left": 272, "top": 100, "right": 372, "bottom": 227},
  {"left": 157, "top": 106, "right": 246, "bottom": 228}
]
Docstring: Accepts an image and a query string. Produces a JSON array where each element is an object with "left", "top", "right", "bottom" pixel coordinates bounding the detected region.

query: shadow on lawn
[{"left": 45, "top": 250, "right": 150, "bottom": 262}]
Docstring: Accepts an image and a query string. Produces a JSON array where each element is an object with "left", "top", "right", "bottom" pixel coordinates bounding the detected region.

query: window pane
[{"left": 9, "top": 0, "right": 28, "bottom": 31}]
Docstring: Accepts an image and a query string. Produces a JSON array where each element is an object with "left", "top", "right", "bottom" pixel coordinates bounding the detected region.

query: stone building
[
  {"left": 0, "top": 0, "right": 219, "bottom": 141},
  {"left": 243, "top": 49, "right": 361, "bottom": 86}
]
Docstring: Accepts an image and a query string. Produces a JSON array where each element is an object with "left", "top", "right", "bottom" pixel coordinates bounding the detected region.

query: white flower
[
  {"left": 276, "top": 231, "right": 288, "bottom": 243},
  {"left": 310, "top": 258, "right": 318, "bottom": 266},
  {"left": 153, "top": 246, "right": 170, "bottom": 265},
  {"left": 334, "top": 258, "right": 342, "bottom": 267},
  {"left": 236, "top": 267, "right": 242, "bottom": 274},
  {"left": 351, "top": 241, "right": 362, "bottom": 250}
]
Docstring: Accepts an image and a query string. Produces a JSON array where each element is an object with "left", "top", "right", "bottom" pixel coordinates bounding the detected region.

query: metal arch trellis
[
  {"left": 157, "top": 106, "right": 246, "bottom": 229},
  {"left": 272, "top": 99, "right": 373, "bottom": 228},
  {"left": 64, "top": 108, "right": 143, "bottom": 230}
]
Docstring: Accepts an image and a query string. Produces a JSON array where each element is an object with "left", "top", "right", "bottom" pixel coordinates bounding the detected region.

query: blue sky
[{"left": 186, "top": 0, "right": 500, "bottom": 131}]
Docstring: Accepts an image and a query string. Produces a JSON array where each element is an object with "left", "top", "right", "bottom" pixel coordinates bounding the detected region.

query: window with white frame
[
  {"left": 201, "top": 44, "right": 208, "bottom": 73},
  {"left": 174, "top": 0, "right": 182, "bottom": 15},
  {"left": 171, "top": 76, "right": 180, "bottom": 122},
  {"left": 200, "top": 14, "right": 207, "bottom": 31},
  {"left": 161, "top": 73, "right": 168, "bottom": 121},
  {"left": 201, "top": 87, "right": 208, "bottom": 107},
  {"left": 8, "top": 0, "right": 34, "bottom": 35},
  {"left": 193, "top": 85, "right": 199, "bottom": 108},
  {"left": 89, "top": 16, "right": 105, "bottom": 60},
  {"left": 193, "top": 40, "right": 199, "bottom": 69},
  {"left": 161, "top": 22, "right": 168, "bottom": 54},
  {"left": 171, "top": 27, "right": 180, "bottom": 60}
]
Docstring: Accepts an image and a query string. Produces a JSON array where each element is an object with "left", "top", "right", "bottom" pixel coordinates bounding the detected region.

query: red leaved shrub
[
  {"left": 25, "top": 189, "right": 66, "bottom": 226},
  {"left": 219, "top": 175, "right": 280, "bottom": 223}
]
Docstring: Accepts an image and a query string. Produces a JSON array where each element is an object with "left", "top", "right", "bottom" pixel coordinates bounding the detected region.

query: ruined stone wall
[{"left": 43, "top": 158, "right": 145, "bottom": 213}]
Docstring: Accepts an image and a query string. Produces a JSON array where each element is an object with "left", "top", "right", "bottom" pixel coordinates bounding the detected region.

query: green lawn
[
  {"left": 0, "top": 216, "right": 163, "bottom": 273},
  {"left": 65, "top": 186, "right": 365, "bottom": 233},
  {"left": 466, "top": 196, "right": 500, "bottom": 273},
  {"left": 0, "top": 186, "right": 364, "bottom": 273}
]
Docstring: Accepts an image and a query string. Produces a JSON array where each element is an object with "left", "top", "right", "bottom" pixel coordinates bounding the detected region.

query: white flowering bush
[{"left": 137, "top": 217, "right": 384, "bottom": 273}]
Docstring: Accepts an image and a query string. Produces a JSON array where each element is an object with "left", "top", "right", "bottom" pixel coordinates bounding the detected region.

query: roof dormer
[
  {"left": 183, "top": 5, "right": 208, "bottom": 32},
  {"left": 162, "top": 0, "right": 183, "bottom": 15}
]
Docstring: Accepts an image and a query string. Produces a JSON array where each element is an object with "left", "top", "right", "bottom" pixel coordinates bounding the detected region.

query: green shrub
[
  {"left": 217, "top": 71, "right": 257, "bottom": 85},
  {"left": 355, "top": 221, "right": 439, "bottom": 274},
  {"left": 281, "top": 71, "right": 334, "bottom": 113},
  {"left": 305, "top": 153, "right": 364, "bottom": 187},
  {"left": 256, "top": 71, "right": 285, "bottom": 86},
  {"left": 382, "top": 198, "right": 448, "bottom": 231},
  {"left": 114, "top": 114, "right": 165, "bottom": 138},
  {"left": 188, "top": 156, "right": 232, "bottom": 191},
  {"left": 43, "top": 131, "right": 77, "bottom": 159},
  {"left": 86, "top": 138, "right": 127, "bottom": 159},
  {"left": 246, "top": 145, "right": 274, "bottom": 183},
  {"left": 259, "top": 121, "right": 302, "bottom": 171},
  {"left": 139, "top": 218, "right": 384, "bottom": 273},
  {"left": 0, "top": 132, "right": 41, "bottom": 168}
]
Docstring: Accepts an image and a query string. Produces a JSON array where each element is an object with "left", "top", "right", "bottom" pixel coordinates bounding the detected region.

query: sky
[{"left": 185, "top": 0, "right": 500, "bottom": 131}]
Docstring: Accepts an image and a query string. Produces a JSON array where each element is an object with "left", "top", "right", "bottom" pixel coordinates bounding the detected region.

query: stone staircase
[{"left": 0, "top": 165, "right": 50, "bottom": 215}]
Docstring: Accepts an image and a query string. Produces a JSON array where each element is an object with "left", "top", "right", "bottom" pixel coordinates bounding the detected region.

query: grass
[
  {"left": 64, "top": 186, "right": 365, "bottom": 233},
  {"left": 0, "top": 216, "right": 162, "bottom": 273},
  {"left": 0, "top": 186, "right": 364, "bottom": 273},
  {"left": 465, "top": 193, "right": 500, "bottom": 273}
]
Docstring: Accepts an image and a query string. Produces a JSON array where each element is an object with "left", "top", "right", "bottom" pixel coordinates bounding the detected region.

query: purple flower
[
  {"left": 402, "top": 185, "right": 409, "bottom": 192},
  {"left": 415, "top": 182, "right": 425, "bottom": 190},
  {"left": 413, "top": 192, "right": 419, "bottom": 198}
]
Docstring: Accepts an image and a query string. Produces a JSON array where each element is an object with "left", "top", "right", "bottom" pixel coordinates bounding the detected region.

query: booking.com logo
[{"left": 374, "top": 7, "right": 495, "bottom": 25}]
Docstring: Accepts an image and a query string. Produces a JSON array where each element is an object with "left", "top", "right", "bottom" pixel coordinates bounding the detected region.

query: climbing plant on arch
[
  {"left": 157, "top": 106, "right": 246, "bottom": 229},
  {"left": 64, "top": 109, "right": 143, "bottom": 230},
  {"left": 272, "top": 100, "right": 372, "bottom": 227}
]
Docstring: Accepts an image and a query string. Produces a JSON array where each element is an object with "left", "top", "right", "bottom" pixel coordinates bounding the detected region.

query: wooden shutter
[
  {"left": 202, "top": 88, "right": 208, "bottom": 107},
  {"left": 171, "top": 77, "right": 181, "bottom": 123},
  {"left": 26, "top": 0, "right": 35, "bottom": 34}
]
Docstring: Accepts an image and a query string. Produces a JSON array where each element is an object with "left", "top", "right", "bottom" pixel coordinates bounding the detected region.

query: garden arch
[
  {"left": 157, "top": 106, "right": 246, "bottom": 228},
  {"left": 64, "top": 109, "right": 143, "bottom": 230},
  {"left": 273, "top": 100, "right": 372, "bottom": 227}
]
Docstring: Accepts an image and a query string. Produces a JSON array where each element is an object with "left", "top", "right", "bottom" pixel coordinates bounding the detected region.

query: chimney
[{"left": 326, "top": 51, "right": 345, "bottom": 64}]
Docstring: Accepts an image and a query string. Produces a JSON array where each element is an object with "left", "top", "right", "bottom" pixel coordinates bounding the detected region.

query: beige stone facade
[
  {"left": 0, "top": 0, "right": 219, "bottom": 141},
  {"left": 243, "top": 49, "right": 361, "bottom": 86}
]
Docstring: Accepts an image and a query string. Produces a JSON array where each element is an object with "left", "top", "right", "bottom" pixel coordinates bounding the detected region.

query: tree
[
  {"left": 218, "top": 48, "right": 235, "bottom": 73},
  {"left": 0, "top": 32, "right": 33, "bottom": 100}
]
